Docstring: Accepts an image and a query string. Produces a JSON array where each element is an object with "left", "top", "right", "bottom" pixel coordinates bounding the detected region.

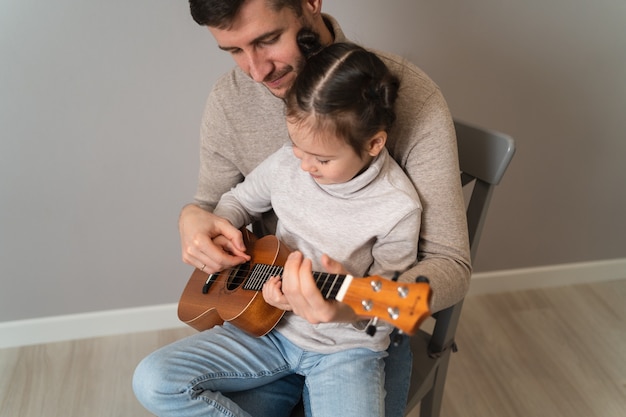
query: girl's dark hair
[
  {"left": 190, "top": 0, "right": 303, "bottom": 28},
  {"left": 286, "top": 35, "right": 400, "bottom": 156}
]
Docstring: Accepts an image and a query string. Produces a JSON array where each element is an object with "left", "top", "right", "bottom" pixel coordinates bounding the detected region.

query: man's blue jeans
[{"left": 133, "top": 323, "right": 411, "bottom": 417}]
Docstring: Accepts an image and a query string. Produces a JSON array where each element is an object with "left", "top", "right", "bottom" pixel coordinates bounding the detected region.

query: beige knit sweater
[{"left": 193, "top": 15, "right": 471, "bottom": 313}]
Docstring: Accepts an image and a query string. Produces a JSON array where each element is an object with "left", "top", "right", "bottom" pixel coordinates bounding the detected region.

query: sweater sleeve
[
  {"left": 193, "top": 87, "right": 245, "bottom": 212},
  {"left": 213, "top": 147, "right": 283, "bottom": 229},
  {"left": 396, "top": 88, "right": 472, "bottom": 313}
]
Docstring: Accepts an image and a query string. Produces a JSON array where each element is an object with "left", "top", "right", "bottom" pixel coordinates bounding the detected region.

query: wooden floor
[{"left": 1, "top": 279, "right": 624, "bottom": 417}]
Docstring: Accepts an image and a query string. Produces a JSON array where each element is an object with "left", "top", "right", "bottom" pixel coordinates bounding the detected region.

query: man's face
[{"left": 209, "top": 0, "right": 308, "bottom": 98}]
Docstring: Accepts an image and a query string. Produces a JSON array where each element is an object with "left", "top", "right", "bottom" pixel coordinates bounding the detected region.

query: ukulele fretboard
[{"left": 242, "top": 263, "right": 347, "bottom": 300}]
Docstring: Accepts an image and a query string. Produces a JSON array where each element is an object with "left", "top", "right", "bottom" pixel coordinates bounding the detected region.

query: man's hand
[
  {"left": 263, "top": 251, "right": 358, "bottom": 324},
  {"left": 178, "top": 204, "right": 250, "bottom": 273}
]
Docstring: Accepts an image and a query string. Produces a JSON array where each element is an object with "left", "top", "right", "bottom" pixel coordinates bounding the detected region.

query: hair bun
[{"left": 296, "top": 28, "right": 323, "bottom": 59}]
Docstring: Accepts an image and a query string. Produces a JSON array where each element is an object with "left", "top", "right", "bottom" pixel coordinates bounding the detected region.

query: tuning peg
[
  {"left": 366, "top": 317, "right": 379, "bottom": 337},
  {"left": 415, "top": 275, "right": 429, "bottom": 284}
]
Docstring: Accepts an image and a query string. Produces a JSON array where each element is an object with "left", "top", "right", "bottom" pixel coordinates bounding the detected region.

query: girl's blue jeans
[{"left": 133, "top": 323, "right": 411, "bottom": 417}]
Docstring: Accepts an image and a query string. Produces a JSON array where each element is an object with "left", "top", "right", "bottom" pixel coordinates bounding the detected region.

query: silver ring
[{"left": 200, "top": 264, "right": 206, "bottom": 272}]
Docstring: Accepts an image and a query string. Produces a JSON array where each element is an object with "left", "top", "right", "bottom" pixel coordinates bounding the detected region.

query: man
[{"left": 136, "top": 1, "right": 471, "bottom": 416}]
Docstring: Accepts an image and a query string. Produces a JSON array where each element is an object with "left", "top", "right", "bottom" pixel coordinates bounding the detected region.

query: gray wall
[{"left": 1, "top": 0, "right": 625, "bottom": 322}]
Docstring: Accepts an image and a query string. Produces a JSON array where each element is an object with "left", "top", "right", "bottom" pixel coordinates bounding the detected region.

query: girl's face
[{"left": 287, "top": 119, "right": 385, "bottom": 185}]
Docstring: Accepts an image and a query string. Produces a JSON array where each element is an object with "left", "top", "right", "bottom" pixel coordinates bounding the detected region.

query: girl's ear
[{"left": 366, "top": 131, "right": 387, "bottom": 157}]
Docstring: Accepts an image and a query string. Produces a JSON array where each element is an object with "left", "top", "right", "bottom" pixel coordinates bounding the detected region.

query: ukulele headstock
[{"left": 339, "top": 276, "right": 431, "bottom": 335}]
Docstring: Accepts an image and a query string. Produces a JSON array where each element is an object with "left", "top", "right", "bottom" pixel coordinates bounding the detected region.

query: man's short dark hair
[{"left": 189, "top": 0, "right": 304, "bottom": 29}]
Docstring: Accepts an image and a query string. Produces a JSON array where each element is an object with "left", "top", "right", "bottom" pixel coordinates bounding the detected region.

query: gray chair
[{"left": 405, "top": 120, "right": 516, "bottom": 416}]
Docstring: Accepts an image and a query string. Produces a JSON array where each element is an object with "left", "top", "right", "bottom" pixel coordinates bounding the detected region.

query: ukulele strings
[{"left": 216, "top": 263, "right": 348, "bottom": 297}]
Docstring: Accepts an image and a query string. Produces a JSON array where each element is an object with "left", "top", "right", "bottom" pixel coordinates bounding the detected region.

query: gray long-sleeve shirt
[{"left": 215, "top": 145, "right": 421, "bottom": 353}]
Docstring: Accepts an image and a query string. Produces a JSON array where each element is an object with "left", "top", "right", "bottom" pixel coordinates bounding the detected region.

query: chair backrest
[
  {"left": 456, "top": 121, "right": 516, "bottom": 261},
  {"left": 405, "top": 121, "right": 515, "bottom": 416},
  {"left": 427, "top": 119, "right": 516, "bottom": 355}
]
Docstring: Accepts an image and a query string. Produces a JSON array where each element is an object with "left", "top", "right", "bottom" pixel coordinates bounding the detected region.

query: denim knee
[{"left": 132, "top": 352, "right": 174, "bottom": 412}]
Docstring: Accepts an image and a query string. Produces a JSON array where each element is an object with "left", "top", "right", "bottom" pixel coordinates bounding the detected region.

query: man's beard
[{"left": 264, "top": 56, "right": 306, "bottom": 99}]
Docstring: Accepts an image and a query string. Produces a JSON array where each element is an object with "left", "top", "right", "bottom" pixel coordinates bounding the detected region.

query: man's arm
[
  {"left": 395, "top": 89, "right": 471, "bottom": 313},
  {"left": 179, "top": 85, "right": 254, "bottom": 273}
]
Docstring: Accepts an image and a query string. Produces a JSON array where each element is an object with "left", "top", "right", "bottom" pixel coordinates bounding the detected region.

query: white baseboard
[
  {"left": 468, "top": 258, "right": 626, "bottom": 296},
  {"left": 0, "top": 304, "right": 183, "bottom": 349},
  {"left": 1, "top": 258, "right": 624, "bottom": 349}
]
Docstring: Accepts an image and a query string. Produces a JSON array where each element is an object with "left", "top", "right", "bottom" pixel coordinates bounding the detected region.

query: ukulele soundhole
[{"left": 226, "top": 262, "right": 251, "bottom": 291}]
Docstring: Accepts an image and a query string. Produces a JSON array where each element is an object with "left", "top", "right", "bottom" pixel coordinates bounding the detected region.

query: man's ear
[
  {"left": 304, "top": 0, "right": 323, "bottom": 15},
  {"left": 366, "top": 131, "right": 387, "bottom": 157}
]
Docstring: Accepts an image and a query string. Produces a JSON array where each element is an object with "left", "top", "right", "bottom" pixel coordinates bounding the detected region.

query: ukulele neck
[{"left": 242, "top": 263, "right": 352, "bottom": 301}]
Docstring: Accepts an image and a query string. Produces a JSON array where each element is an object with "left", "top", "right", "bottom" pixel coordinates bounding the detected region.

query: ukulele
[{"left": 178, "top": 228, "right": 431, "bottom": 337}]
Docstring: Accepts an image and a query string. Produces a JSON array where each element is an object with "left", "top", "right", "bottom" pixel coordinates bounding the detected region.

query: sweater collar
[
  {"left": 322, "top": 14, "right": 348, "bottom": 44},
  {"left": 317, "top": 148, "right": 389, "bottom": 198}
]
